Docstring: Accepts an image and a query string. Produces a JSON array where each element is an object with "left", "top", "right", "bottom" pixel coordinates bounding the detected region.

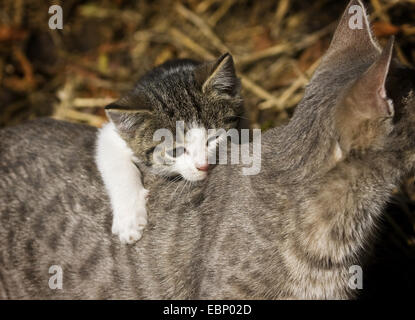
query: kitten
[{"left": 96, "top": 54, "right": 243, "bottom": 243}]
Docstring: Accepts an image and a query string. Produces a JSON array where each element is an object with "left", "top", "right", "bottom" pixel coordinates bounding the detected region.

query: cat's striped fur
[{"left": 1, "top": 0, "right": 415, "bottom": 299}]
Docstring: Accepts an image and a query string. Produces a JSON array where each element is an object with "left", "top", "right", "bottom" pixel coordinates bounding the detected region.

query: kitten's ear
[
  {"left": 105, "top": 92, "right": 152, "bottom": 133},
  {"left": 195, "top": 53, "right": 240, "bottom": 96},
  {"left": 320, "top": 0, "right": 380, "bottom": 68}
]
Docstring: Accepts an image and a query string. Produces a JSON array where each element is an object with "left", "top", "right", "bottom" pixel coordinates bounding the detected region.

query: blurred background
[{"left": 0, "top": 0, "right": 414, "bottom": 299}]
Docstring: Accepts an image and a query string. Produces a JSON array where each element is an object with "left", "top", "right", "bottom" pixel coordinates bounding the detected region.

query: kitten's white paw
[
  {"left": 112, "top": 210, "right": 147, "bottom": 244},
  {"left": 116, "top": 225, "right": 143, "bottom": 244},
  {"left": 112, "top": 192, "right": 148, "bottom": 244}
]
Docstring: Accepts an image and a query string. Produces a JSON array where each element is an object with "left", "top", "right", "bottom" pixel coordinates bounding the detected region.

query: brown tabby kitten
[{"left": 0, "top": 0, "right": 415, "bottom": 299}]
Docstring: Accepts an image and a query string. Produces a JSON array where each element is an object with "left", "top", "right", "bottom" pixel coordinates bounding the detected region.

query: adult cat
[{"left": 1, "top": 0, "right": 415, "bottom": 299}]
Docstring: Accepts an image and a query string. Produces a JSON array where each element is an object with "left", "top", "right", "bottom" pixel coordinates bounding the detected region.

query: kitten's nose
[{"left": 196, "top": 164, "right": 209, "bottom": 172}]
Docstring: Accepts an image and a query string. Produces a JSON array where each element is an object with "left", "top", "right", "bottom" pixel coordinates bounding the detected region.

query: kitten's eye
[
  {"left": 166, "top": 147, "right": 186, "bottom": 158},
  {"left": 146, "top": 146, "right": 156, "bottom": 157},
  {"left": 224, "top": 116, "right": 239, "bottom": 124}
]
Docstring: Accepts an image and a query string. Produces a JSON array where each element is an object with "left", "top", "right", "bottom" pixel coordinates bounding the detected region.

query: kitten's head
[
  {"left": 105, "top": 53, "right": 243, "bottom": 181},
  {"left": 290, "top": 0, "right": 415, "bottom": 175}
]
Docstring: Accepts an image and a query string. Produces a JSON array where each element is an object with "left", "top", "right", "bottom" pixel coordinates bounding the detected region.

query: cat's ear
[
  {"left": 105, "top": 91, "right": 152, "bottom": 133},
  {"left": 335, "top": 38, "right": 395, "bottom": 150},
  {"left": 319, "top": 0, "right": 381, "bottom": 68},
  {"left": 343, "top": 37, "right": 395, "bottom": 119},
  {"left": 194, "top": 53, "right": 240, "bottom": 97}
]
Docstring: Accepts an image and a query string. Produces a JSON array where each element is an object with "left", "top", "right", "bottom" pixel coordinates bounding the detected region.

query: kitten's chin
[
  {"left": 180, "top": 171, "right": 208, "bottom": 182},
  {"left": 154, "top": 166, "right": 207, "bottom": 182}
]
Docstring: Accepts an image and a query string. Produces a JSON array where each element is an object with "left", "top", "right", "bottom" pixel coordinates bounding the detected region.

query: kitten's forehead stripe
[
  {"left": 146, "top": 86, "right": 171, "bottom": 115},
  {"left": 184, "top": 86, "right": 202, "bottom": 121}
]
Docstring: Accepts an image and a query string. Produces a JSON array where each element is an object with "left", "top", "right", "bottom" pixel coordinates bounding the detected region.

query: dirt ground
[{"left": 0, "top": 0, "right": 414, "bottom": 299}]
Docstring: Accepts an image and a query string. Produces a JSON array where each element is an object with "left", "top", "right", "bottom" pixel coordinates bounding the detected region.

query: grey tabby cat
[
  {"left": 96, "top": 54, "right": 243, "bottom": 244},
  {"left": 1, "top": 0, "right": 415, "bottom": 299}
]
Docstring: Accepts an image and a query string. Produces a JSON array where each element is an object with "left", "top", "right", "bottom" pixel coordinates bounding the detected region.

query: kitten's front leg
[{"left": 96, "top": 122, "right": 149, "bottom": 244}]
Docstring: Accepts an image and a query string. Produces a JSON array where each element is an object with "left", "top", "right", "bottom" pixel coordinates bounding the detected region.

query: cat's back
[
  {"left": 1, "top": 117, "right": 94, "bottom": 142},
  {"left": 0, "top": 118, "right": 102, "bottom": 215},
  {"left": 0, "top": 118, "right": 119, "bottom": 299},
  {"left": 0, "top": 118, "right": 98, "bottom": 172}
]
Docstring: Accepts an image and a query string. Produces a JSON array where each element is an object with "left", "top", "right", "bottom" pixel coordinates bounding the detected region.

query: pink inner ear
[
  {"left": 342, "top": 37, "right": 395, "bottom": 120},
  {"left": 379, "top": 88, "right": 387, "bottom": 100},
  {"left": 360, "top": 37, "right": 394, "bottom": 105}
]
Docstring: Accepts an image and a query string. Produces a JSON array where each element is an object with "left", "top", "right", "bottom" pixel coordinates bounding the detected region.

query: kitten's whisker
[
  {"left": 165, "top": 176, "right": 182, "bottom": 189},
  {"left": 170, "top": 179, "right": 183, "bottom": 201},
  {"left": 177, "top": 180, "right": 188, "bottom": 200},
  {"left": 183, "top": 181, "right": 194, "bottom": 202}
]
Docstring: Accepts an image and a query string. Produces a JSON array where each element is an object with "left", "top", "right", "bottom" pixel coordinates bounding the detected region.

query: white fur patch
[{"left": 95, "top": 122, "right": 148, "bottom": 244}]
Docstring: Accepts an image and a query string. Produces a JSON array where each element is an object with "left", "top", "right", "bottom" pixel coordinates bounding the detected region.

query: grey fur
[{"left": 1, "top": 0, "right": 415, "bottom": 299}]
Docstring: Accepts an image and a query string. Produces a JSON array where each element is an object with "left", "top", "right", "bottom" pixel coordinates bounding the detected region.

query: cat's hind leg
[{"left": 96, "top": 122, "right": 148, "bottom": 244}]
